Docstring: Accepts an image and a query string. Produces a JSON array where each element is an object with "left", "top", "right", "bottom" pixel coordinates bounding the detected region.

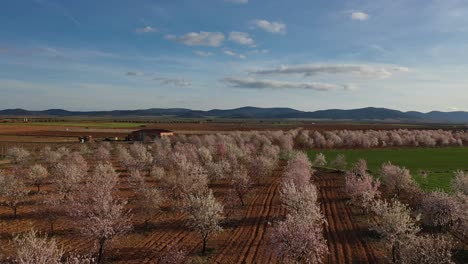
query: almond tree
[
  {"left": 0, "top": 170, "right": 30, "bottom": 217},
  {"left": 280, "top": 180, "right": 321, "bottom": 217},
  {"left": 183, "top": 189, "right": 223, "bottom": 256},
  {"left": 270, "top": 213, "right": 328, "bottom": 264},
  {"left": 95, "top": 146, "right": 110, "bottom": 162},
  {"left": 419, "top": 191, "right": 458, "bottom": 230},
  {"left": 13, "top": 229, "right": 63, "bottom": 264},
  {"left": 128, "top": 143, "right": 153, "bottom": 173},
  {"left": 129, "top": 169, "right": 163, "bottom": 228},
  {"left": 350, "top": 159, "right": 368, "bottom": 177},
  {"left": 312, "top": 153, "right": 327, "bottom": 167},
  {"left": 230, "top": 166, "right": 252, "bottom": 206},
  {"left": 452, "top": 170, "right": 468, "bottom": 195},
  {"left": 53, "top": 163, "right": 86, "bottom": 200},
  {"left": 70, "top": 163, "right": 132, "bottom": 263},
  {"left": 27, "top": 164, "right": 48, "bottom": 193},
  {"left": 161, "top": 157, "right": 209, "bottom": 199},
  {"left": 158, "top": 248, "right": 189, "bottom": 264},
  {"left": 40, "top": 146, "right": 63, "bottom": 168},
  {"left": 150, "top": 165, "right": 166, "bottom": 181},
  {"left": 398, "top": 234, "right": 454, "bottom": 264},
  {"left": 345, "top": 172, "right": 380, "bottom": 211},
  {"left": 6, "top": 147, "right": 30, "bottom": 164},
  {"left": 370, "top": 198, "right": 420, "bottom": 263},
  {"left": 249, "top": 155, "right": 276, "bottom": 184},
  {"left": 331, "top": 154, "right": 347, "bottom": 170},
  {"left": 380, "top": 162, "right": 415, "bottom": 197},
  {"left": 284, "top": 152, "right": 314, "bottom": 186},
  {"left": 37, "top": 193, "right": 64, "bottom": 234}
]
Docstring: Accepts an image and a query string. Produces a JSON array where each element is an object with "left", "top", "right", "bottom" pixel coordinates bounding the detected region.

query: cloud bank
[
  {"left": 165, "top": 32, "right": 225, "bottom": 47},
  {"left": 249, "top": 64, "right": 409, "bottom": 78},
  {"left": 223, "top": 77, "right": 347, "bottom": 91}
]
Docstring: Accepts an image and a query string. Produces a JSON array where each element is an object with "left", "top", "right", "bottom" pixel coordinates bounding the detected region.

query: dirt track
[{"left": 315, "top": 170, "right": 381, "bottom": 264}]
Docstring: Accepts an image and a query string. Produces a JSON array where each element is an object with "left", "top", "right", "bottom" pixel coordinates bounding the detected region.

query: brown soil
[
  {"left": 0, "top": 154, "right": 382, "bottom": 263},
  {"left": 314, "top": 170, "right": 384, "bottom": 263}
]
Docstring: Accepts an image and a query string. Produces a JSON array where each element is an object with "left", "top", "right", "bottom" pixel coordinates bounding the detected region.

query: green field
[
  {"left": 308, "top": 147, "right": 468, "bottom": 192},
  {"left": 0, "top": 122, "right": 147, "bottom": 128}
]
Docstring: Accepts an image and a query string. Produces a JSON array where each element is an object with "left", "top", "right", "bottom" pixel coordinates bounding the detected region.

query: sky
[{"left": 1, "top": 0, "right": 468, "bottom": 112}]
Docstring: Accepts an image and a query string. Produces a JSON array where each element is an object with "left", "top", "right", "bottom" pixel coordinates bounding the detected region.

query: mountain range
[{"left": 1, "top": 107, "right": 468, "bottom": 123}]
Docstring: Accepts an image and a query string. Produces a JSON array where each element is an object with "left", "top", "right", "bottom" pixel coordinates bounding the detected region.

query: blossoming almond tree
[
  {"left": 6, "top": 147, "right": 30, "bottom": 164},
  {"left": 183, "top": 189, "right": 223, "bottom": 256},
  {"left": 27, "top": 164, "right": 48, "bottom": 193},
  {"left": 419, "top": 191, "right": 458, "bottom": 230},
  {"left": 70, "top": 163, "right": 132, "bottom": 263},
  {"left": 13, "top": 229, "right": 63, "bottom": 264},
  {"left": 452, "top": 170, "right": 468, "bottom": 195},
  {"left": 230, "top": 166, "right": 252, "bottom": 206},
  {"left": 380, "top": 162, "right": 415, "bottom": 197},
  {"left": 280, "top": 180, "right": 321, "bottom": 217},
  {"left": 345, "top": 172, "right": 380, "bottom": 211},
  {"left": 370, "top": 198, "right": 420, "bottom": 263},
  {"left": 270, "top": 213, "right": 328, "bottom": 264},
  {"left": 0, "top": 170, "right": 30, "bottom": 217},
  {"left": 398, "top": 233, "right": 454, "bottom": 264},
  {"left": 312, "top": 153, "right": 327, "bottom": 167}
]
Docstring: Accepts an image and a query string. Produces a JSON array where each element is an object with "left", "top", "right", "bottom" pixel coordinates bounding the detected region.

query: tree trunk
[
  {"left": 37, "top": 184, "right": 40, "bottom": 193},
  {"left": 239, "top": 195, "right": 244, "bottom": 207},
  {"left": 202, "top": 235, "right": 207, "bottom": 256},
  {"left": 13, "top": 206, "right": 17, "bottom": 218},
  {"left": 97, "top": 238, "right": 106, "bottom": 264}
]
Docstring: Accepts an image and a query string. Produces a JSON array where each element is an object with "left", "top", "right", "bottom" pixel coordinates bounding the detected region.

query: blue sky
[{"left": 1, "top": 0, "right": 468, "bottom": 111}]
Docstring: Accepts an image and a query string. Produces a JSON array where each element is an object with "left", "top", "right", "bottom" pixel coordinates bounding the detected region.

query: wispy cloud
[
  {"left": 224, "top": 0, "right": 248, "bottom": 4},
  {"left": 249, "top": 64, "right": 409, "bottom": 78},
  {"left": 229, "top": 31, "right": 255, "bottom": 46},
  {"left": 223, "top": 77, "right": 346, "bottom": 91},
  {"left": 165, "top": 32, "right": 225, "bottom": 47},
  {"left": 136, "top": 26, "right": 158, "bottom": 33},
  {"left": 249, "top": 49, "right": 269, "bottom": 54},
  {"left": 223, "top": 50, "right": 246, "bottom": 59},
  {"left": 154, "top": 77, "right": 191, "bottom": 87},
  {"left": 350, "top": 11, "right": 369, "bottom": 21},
  {"left": 194, "top": 50, "right": 214, "bottom": 57},
  {"left": 250, "top": 19, "right": 286, "bottom": 34},
  {"left": 126, "top": 71, "right": 144, "bottom": 76}
]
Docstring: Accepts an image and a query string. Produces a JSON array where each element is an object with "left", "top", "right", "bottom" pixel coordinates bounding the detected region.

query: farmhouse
[{"left": 127, "top": 129, "right": 174, "bottom": 142}]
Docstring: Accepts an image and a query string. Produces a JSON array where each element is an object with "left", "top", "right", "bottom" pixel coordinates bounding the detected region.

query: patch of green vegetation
[
  {"left": 307, "top": 147, "right": 468, "bottom": 192},
  {"left": 0, "top": 122, "right": 147, "bottom": 128}
]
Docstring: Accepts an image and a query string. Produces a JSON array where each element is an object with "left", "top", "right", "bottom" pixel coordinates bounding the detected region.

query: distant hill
[{"left": 1, "top": 106, "right": 468, "bottom": 123}]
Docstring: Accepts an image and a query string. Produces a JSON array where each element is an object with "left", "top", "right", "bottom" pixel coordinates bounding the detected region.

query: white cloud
[
  {"left": 447, "top": 106, "right": 459, "bottom": 111},
  {"left": 223, "top": 77, "right": 346, "bottom": 91},
  {"left": 250, "top": 19, "right": 286, "bottom": 34},
  {"left": 136, "top": 26, "right": 158, "bottom": 33},
  {"left": 165, "top": 32, "right": 225, "bottom": 47},
  {"left": 126, "top": 71, "right": 144, "bottom": 76},
  {"left": 223, "top": 50, "right": 246, "bottom": 59},
  {"left": 229, "top": 31, "right": 255, "bottom": 46},
  {"left": 154, "top": 77, "right": 191, "bottom": 87},
  {"left": 224, "top": 0, "right": 248, "bottom": 4},
  {"left": 249, "top": 49, "right": 270, "bottom": 54},
  {"left": 343, "top": 84, "right": 358, "bottom": 91},
  {"left": 194, "top": 50, "right": 214, "bottom": 57},
  {"left": 250, "top": 64, "right": 409, "bottom": 79},
  {"left": 351, "top": 11, "right": 369, "bottom": 21}
]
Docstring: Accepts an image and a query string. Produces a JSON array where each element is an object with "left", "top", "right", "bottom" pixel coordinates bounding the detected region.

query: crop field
[
  {"left": 308, "top": 147, "right": 468, "bottom": 192},
  {"left": 0, "top": 122, "right": 147, "bottom": 129},
  {"left": 0, "top": 128, "right": 467, "bottom": 263}
]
